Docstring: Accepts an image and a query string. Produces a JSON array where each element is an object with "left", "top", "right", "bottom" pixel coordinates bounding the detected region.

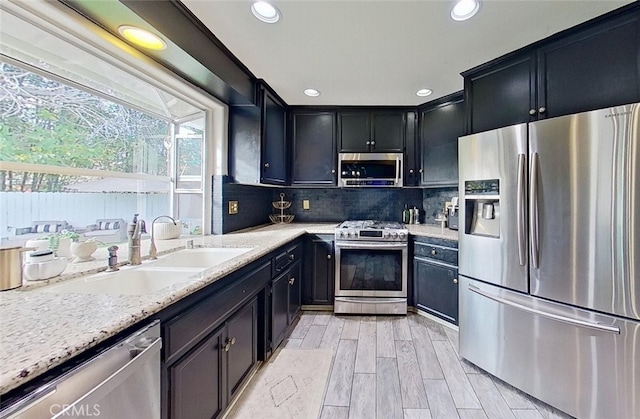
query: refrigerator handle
[
  {"left": 468, "top": 285, "right": 620, "bottom": 334},
  {"left": 517, "top": 153, "right": 526, "bottom": 266},
  {"left": 530, "top": 152, "right": 540, "bottom": 268}
]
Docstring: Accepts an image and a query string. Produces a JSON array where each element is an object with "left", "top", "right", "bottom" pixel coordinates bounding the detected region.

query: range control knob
[
  {"left": 398, "top": 232, "right": 406, "bottom": 239},
  {"left": 391, "top": 232, "right": 398, "bottom": 238}
]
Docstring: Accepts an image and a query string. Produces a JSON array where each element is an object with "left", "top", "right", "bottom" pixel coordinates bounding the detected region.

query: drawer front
[
  {"left": 272, "top": 242, "right": 303, "bottom": 276},
  {"left": 165, "top": 262, "right": 270, "bottom": 363},
  {"left": 414, "top": 242, "right": 458, "bottom": 265}
]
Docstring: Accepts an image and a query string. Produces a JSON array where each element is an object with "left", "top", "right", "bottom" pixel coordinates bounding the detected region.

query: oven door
[{"left": 334, "top": 241, "right": 408, "bottom": 298}]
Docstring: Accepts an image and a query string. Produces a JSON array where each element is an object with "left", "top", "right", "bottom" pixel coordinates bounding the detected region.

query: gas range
[{"left": 335, "top": 220, "right": 408, "bottom": 242}]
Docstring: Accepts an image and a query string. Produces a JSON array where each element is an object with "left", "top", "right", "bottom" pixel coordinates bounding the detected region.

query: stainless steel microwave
[{"left": 338, "top": 153, "right": 403, "bottom": 187}]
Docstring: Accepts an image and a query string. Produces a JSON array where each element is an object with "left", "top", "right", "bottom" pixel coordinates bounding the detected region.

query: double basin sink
[{"left": 39, "top": 247, "right": 252, "bottom": 296}]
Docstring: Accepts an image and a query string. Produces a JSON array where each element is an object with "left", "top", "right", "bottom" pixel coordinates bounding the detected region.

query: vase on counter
[{"left": 70, "top": 240, "right": 98, "bottom": 263}]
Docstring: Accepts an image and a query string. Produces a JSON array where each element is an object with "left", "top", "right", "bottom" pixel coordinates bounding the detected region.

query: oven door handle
[{"left": 335, "top": 242, "right": 407, "bottom": 250}]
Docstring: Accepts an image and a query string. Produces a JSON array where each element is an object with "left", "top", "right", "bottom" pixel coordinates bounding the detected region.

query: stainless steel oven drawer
[{"left": 414, "top": 242, "right": 457, "bottom": 265}]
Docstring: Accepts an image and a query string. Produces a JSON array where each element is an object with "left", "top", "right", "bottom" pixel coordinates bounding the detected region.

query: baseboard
[
  {"left": 301, "top": 305, "right": 334, "bottom": 311},
  {"left": 409, "top": 307, "right": 459, "bottom": 331}
]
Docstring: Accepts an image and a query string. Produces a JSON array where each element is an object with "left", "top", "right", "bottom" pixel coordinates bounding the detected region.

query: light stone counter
[
  {"left": 0, "top": 221, "right": 454, "bottom": 395},
  {"left": 0, "top": 223, "right": 335, "bottom": 396},
  {"left": 405, "top": 223, "right": 459, "bottom": 242}
]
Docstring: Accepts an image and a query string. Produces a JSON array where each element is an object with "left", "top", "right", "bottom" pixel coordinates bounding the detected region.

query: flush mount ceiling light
[
  {"left": 451, "top": 0, "right": 481, "bottom": 21},
  {"left": 118, "top": 26, "right": 167, "bottom": 50},
  {"left": 416, "top": 88, "right": 433, "bottom": 97},
  {"left": 303, "top": 88, "right": 321, "bottom": 97},
  {"left": 251, "top": 1, "right": 281, "bottom": 23}
]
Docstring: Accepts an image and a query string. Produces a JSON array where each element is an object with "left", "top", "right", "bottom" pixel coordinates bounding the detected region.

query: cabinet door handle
[
  {"left": 419, "top": 168, "right": 423, "bottom": 174},
  {"left": 370, "top": 141, "right": 375, "bottom": 146},
  {"left": 538, "top": 107, "right": 546, "bottom": 114},
  {"left": 409, "top": 169, "right": 414, "bottom": 174},
  {"left": 222, "top": 341, "right": 231, "bottom": 352},
  {"left": 366, "top": 141, "right": 371, "bottom": 145},
  {"left": 529, "top": 109, "right": 536, "bottom": 116},
  {"left": 289, "top": 254, "right": 295, "bottom": 260},
  {"left": 431, "top": 249, "right": 437, "bottom": 256},
  {"left": 327, "top": 254, "right": 332, "bottom": 259},
  {"left": 230, "top": 337, "right": 237, "bottom": 346},
  {"left": 453, "top": 278, "right": 458, "bottom": 284},
  {"left": 289, "top": 277, "right": 295, "bottom": 285},
  {"left": 331, "top": 169, "right": 336, "bottom": 174},
  {"left": 264, "top": 162, "right": 270, "bottom": 168}
]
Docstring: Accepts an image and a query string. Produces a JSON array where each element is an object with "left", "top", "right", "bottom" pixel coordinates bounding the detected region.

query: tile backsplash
[
  {"left": 214, "top": 178, "right": 459, "bottom": 233},
  {"left": 422, "top": 187, "right": 459, "bottom": 224},
  {"left": 277, "top": 188, "right": 423, "bottom": 223}
]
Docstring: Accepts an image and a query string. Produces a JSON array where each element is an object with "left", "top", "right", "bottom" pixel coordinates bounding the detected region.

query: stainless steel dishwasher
[{"left": 0, "top": 321, "right": 161, "bottom": 419}]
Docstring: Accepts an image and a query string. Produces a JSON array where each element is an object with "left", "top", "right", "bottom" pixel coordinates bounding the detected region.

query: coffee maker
[{"left": 447, "top": 197, "right": 459, "bottom": 230}]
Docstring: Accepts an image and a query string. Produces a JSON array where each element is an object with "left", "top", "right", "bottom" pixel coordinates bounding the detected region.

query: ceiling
[{"left": 180, "top": 0, "right": 632, "bottom": 106}]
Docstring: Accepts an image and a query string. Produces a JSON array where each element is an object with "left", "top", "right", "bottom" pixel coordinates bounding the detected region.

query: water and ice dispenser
[{"left": 464, "top": 179, "right": 500, "bottom": 238}]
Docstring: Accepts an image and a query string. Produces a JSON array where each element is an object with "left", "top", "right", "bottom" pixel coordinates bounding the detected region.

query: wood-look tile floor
[{"left": 280, "top": 312, "right": 575, "bottom": 419}]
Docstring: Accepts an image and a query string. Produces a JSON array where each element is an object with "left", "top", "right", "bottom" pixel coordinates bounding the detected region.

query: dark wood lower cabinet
[
  {"left": 168, "top": 297, "right": 258, "bottom": 419},
  {"left": 302, "top": 235, "right": 334, "bottom": 305},
  {"left": 414, "top": 258, "right": 458, "bottom": 325},
  {"left": 288, "top": 261, "right": 302, "bottom": 320},
  {"left": 271, "top": 269, "right": 290, "bottom": 349},
  {"left": 413, "top": 238, "right": 459, "bottom": 325},
  {"left": 227, "top": 299, "right": 258, "bottom": 399},
  {"left": 169, "top": 328, "right": 224, "bottom": 419},
  {"left": 271, "top": 260, "right": 302, "bottom": 350}
]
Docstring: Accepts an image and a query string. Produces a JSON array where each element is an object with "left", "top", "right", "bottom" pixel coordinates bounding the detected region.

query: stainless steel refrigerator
[{"left": 458, "top": 103, "right": 639, "bottom": 419}]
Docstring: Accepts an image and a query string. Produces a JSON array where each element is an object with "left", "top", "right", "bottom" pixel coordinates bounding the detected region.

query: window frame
[{"left": 1, "top": 0, "right": 229, "bottom": 235}]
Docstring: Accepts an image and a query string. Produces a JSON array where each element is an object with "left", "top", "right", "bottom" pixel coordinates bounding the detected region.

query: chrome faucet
[
  {"left": 149, "top": 215, "right": 177, "bottom": 260},
  {"left": 128, "top": 214, "right": 146, "bottom": 265}
]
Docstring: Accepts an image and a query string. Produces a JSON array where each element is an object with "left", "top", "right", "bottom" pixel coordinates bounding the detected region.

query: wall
[
  {"left": 275, "top": 188, "right": 423, "bottom": 223},
  {"left": 213, "top": 181, "right": 459, "bottom": 233},
  {"left": 213, "top": 175, "right": 273, "bottom": 234},
  {"left": 422, "top": 187, "right": 459, "bottom": 224}
]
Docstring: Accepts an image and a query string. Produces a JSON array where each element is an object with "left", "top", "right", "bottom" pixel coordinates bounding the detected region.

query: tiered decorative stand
[{"left": 269, "top": 193, "right": 295, "bottom": 224}]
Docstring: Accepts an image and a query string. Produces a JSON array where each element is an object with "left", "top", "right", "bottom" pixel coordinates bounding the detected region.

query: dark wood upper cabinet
[
  {"left": 291, "top": 111, "right": 337, "bottom": 185},
  {"left": 464, "top": 54, "right": 535, "bottom": 134},
  {"left": 538, "top": 12, "right": 640, "bottom": 118},
  {"left": 463, "top": 6, "right": 640, "bottom": 134},
  {"left": 403, "top": 111, "right": 419, "bottom": 186},
  {"left": 371, "top": 111, "right": 405, "bottom": 152},
  {"left": 419, "top": 93, "right": 465, "bottom": 187},
  {"left": 338, "top": 110, "right": 405, "bottom": 152},
  {"left": 261, "top": 88, "right": 287, "bottom": 184}
]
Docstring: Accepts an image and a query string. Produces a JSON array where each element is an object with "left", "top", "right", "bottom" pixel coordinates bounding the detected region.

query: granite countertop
[
  {"left": 405, "top": 223, "right": 459, "bottom": 241},
  {"left": 0, "top": 222, "right": 456, "bottom": 395}
]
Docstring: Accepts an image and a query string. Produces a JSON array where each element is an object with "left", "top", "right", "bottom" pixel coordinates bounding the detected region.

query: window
[{"left": 0, "top": 1, "right": 225, "bottom": 245}]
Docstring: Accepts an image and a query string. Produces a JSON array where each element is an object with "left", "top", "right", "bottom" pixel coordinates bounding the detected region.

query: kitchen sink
[
  {"left": 148, "top": 247, "right": 253, "bottom": 269},
  {"left": 37, "top": 247, "right": 253, "bottom": 295},
  {"left": 39, "top": 267, "right": 203, "bottom": 295}
]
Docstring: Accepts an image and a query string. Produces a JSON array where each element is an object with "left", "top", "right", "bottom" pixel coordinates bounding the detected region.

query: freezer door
[
  {"left": 529, "top": 103, "right": 640, "bottom": 320},
  {"left": 458, "top": 124, "right": 528, "bottom": 292},
  {"left": 459, "top": 276, "right": 640, "bottom": 419}
]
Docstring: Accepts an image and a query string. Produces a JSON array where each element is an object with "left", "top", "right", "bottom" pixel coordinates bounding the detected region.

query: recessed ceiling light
[
  {"left": 251, "top": 1, "right": 281, "bottom": 24},
  {"left": 118, "top": 26, "right": 167, "bottom": 50},
  {"left": 304, "top": 88, "right": 321, "bottom": 97},
  {"left": 416, "top": 88, "right": 433, "bottom": 97},
  {"left": 451, "top": 0, "right": 481, "bottom": 22}
]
